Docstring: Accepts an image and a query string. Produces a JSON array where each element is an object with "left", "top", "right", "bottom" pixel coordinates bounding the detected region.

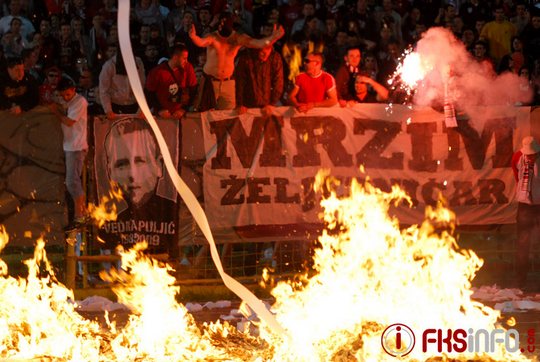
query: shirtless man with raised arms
[{"left": 189, "top": 12, "right": 284, "bottom": 110}]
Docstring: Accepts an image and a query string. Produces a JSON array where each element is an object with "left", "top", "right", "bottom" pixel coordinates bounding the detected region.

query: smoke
[{"left": 404, "top": 27, "right": 531, "bottom": 117}]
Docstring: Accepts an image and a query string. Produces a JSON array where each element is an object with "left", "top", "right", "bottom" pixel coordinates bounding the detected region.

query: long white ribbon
[{"left": 117, "top": 0, "right": 287, "bottom": 336}]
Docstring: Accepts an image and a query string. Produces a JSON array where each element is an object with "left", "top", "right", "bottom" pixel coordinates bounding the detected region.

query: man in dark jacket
[
  {"left": 235, "top": 45, "right": 284, "bottom": 117},
  {"left": 0, "top": 56, "right": 39, "bottom": 114},
  {"left": 335, "top": 46, "right": 362, "bottom": 105}
]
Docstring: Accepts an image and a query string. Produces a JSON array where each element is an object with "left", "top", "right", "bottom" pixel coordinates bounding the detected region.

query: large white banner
[{"left": 201, "top": 105, "right": 531, "bottom": 233}]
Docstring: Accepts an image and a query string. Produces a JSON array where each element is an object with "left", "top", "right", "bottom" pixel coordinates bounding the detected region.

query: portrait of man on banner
[{"left": 94, "top": 117, "right": 179, "bottom": 256}]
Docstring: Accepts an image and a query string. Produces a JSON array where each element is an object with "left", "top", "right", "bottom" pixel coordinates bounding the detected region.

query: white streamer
[{"left": 117, "top": 0, "right": 287, "bottom": 336}]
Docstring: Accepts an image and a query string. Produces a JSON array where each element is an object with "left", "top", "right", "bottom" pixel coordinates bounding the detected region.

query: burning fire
[
  {"left": 259, "top": 172, "right": 528, "bottom": 361},
  {"left": 0, "top": 172, "right": 532, "bottom": 361},
  {"left": 282, "top": 42, "right": 303, "bottom": 82},
  {"left": 100, "top": 242, "right": 231, "bottom": 360},
  {"left": 0, "top": 236, "right": 260, "bottom": 360},
  {"left": 307, "top": 41, "right": 324, "bottom": 55},
  {"left": 87, "top": 182, "right": 124, "bottom": 228},
  {"left": 282, "top": 41, "right": 325, "bottom": 82},
  {"left": 0, "top": 233, "right": 104, "bottom": 360}
]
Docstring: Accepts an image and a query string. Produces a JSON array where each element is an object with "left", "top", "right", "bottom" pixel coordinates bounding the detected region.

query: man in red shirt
[
  {"left": 288, "top": 52, "right": 338, "bottom": 113},
  {"left": 146, "top": 44, "right": 197, "bottom": 119}
]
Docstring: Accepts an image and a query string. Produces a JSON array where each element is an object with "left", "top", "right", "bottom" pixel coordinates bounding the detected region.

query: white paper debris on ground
[
  {"left": 203, "top": 300, "right": 232, "bottom": 309},
  {"left": 214, "top": 300, "right": 232, "bottom": 308},
  {"left": 236, "top": 320, "right": 251, "bottom": 333},
  {"left": 184, "top": 302, "right": 203, "bottom": 312},
  {"left": 76, "top": 296, "right": 130, "bottom": 312},
  {"left": 494, "top": 300, "right": 540, "bottom": 313},
  {"left": 219, "top": 308, "right": 243, "bottom": 321},
  {"left": 472, "top": 285, "right": 523, "bottom": 302}
]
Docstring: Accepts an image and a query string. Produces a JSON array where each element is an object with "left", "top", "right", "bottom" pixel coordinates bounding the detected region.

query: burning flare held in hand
[{"left": 389, "top": 27, "right": 531, "bottom": 112}]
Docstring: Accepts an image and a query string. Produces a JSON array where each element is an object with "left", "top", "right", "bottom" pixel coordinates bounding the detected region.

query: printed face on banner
[
  {"left": 95, "top": 116, "right": 179, "bottom": 251},
  {"left": 105, "top": 121, "right": 163, "bottom": 208}
]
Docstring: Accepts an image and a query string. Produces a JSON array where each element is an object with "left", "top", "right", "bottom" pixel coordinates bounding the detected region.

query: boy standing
[{"left": 55, "top": 77, "right": 88, "bottom": 227}]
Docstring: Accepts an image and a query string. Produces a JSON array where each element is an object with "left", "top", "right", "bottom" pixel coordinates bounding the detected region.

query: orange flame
[
  {"left": 0, "top": 238, "right": 260, "bottom": 360},
  {"left": 87, "top": 182, "right": 123, "bottom": 228},
  {"left": 259, "top": 171, "right": 529, "bottom": 361},
  {"left": 283, "top": 41, "right": 325, "bottom": 82},
  {"left": 0, "top": 170, "right": 533, "bottom": 360},
  {"left": 282, "top": 42, "right": 303, "bottom": 82},
  {"left": 307, "top": 41, "right": 324, "bottom": 55},
  {"left": 0, "top": 226, "right": 8, "bottom": 276},
  {"left": 100, "top": 242, "right": 212, "bottom": 360},
  {"left": 0, "top": 237, "right": 104, "bottom": 359}
]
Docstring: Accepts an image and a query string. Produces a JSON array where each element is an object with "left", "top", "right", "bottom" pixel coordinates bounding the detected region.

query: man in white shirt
[
  {"left": 55, "top": 77, "right": 88, "bottom": 226},
  {"left": 99, "top": 50, "right": 145, "bottom": 120}
]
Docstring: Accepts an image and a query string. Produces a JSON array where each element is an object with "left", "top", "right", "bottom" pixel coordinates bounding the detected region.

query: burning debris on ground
[{"left": 0, "top": 173, "right": 534, "bottom": 361}]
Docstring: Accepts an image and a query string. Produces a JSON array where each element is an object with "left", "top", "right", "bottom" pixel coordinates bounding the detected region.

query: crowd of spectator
[
  {"left": 1, "top": 0, "right": 540, "bottom": 119},
  {"left": 1, "top": 0, "right": 540, "bottom": 265}
]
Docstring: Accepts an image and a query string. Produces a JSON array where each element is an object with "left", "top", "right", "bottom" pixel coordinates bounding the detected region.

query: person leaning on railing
[
  {"left": 288, "top": 52, "right": 338, "bottom": 113},
  {"left": 145, "top": 43, "right": 197, "bottom": 118},
  {"left": 335, "top": 45, "right": 362, "bottom": 106},
  {"left": 234, "top": 44, "right": 284, "bottom": 118},
  {"left": 341, "top": 72, "right": 389, "bottom": 107},
  {"left": 98, "top": 49, "right": 145, "bottom": 120}
]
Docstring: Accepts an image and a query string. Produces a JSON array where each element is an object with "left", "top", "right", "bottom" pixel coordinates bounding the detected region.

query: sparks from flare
[{"left": 390, "top": 47, "right": 434, "bottom": 99}]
